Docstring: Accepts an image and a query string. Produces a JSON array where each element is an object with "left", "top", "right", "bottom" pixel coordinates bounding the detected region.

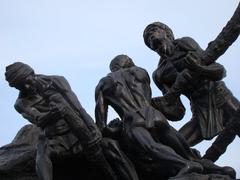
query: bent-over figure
[
  {"left": 95, "top": 55, "right": 235, "bottom": 178},
  {"left": 5, "top": 62, "right": 138, "bottom": 180}
]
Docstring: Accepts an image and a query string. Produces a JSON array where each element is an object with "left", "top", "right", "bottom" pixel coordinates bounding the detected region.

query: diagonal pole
[{"left": 202, "top": 2, "right": 240, "bottom": 65}]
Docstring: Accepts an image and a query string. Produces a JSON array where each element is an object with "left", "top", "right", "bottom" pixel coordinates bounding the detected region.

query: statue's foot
[
  {"left": 176, "top": 161, "right": 203, "bottom": 177},
  {"left": 196, "top": 159, "right": 236, "bottom": 179},
  {"left": 221, "top": 166, "right": 236, "bottom": 179}
]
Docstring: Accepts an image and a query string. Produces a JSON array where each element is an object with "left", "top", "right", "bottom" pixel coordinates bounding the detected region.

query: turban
[{"left": 5, "top": 62, "right": 34, "bottom": 86}]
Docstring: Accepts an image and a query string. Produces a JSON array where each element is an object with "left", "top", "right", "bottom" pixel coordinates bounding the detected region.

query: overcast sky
[{"left": 0, "top": 0, "right": 239, "bottom": 177}]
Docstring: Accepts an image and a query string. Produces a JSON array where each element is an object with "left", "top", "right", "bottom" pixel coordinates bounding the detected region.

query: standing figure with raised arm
[{"left": 143, "top": 22, "right": 240, "bottom": 149}]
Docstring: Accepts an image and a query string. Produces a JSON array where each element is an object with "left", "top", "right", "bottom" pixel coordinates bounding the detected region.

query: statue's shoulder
[
  {"left": 44, "top": 75, "right": 71, "bottom": 91},
  {"left": 48, "top": 75, "right": 68, "bottom": 84},
  {"left": 96, "top": 75, "right": 112, "bottom": 92},
  {"left": 128, "top": 66, "right": 149, "bottom": 78},
  {"left": 37, "top": 74, "right": 68, "bottom": 84},
  {"left": 100, "top": 75, "right": 113, "bottom": 85},
  {"left": 175, "top": 37, "right": 203, "bottom": 52},
  {"left": 130, "top": 66, "right": 150, "bottom": 83},
  {"left": 131, "top": 66, "right": 148, "bottom": 73}
]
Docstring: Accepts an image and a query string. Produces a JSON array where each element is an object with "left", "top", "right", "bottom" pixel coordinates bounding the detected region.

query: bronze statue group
[{"left": 5, "top": 4, "right": 240, "bottom": 180}]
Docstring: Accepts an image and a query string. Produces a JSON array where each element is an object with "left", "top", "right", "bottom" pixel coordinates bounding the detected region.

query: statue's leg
[
  {"left": 127, "top": 126, "right": 203, "bottom": 176},
  {"left": 158, "top": 125, "right": 199, "bottom": 161},
  {"left": 203, "top": 107, "right": 240, "bottom": 162},
  {"left": 36, "top": 136, "right": 53, "bottom": 180},
  {"left": 85, "top": 142, "right": 118, "bottom": 180},
  {"left": 195, "top": 158, "right": 236, "bottom": 179},
  {"left": 203, "top": 129, "right": 236, "bottom": 162},
  {"left": 153, "top": 117, "right": 201, "bottom": 160},
  {"left": 178, "top": 118, "right": 203, "bottom": 146},
  {"left": 101, "top": 138, "right": 139, "bottom": 180}
]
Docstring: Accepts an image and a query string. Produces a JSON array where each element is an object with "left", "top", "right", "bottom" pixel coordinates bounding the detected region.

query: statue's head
[
  {"left": 5, "top": 62, "right": 35, "bottom": 91},
  {"left": 110, "top": 55, "right": 135, "bottom": 72},
  {"left": 143, "top": 22, "right": 175, "bottom": 56}
]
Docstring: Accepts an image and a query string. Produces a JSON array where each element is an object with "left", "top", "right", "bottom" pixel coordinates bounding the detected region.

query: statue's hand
[
  {"left": 49, "top": 93, "right": 64, "bottom": 103},
  {"left": 102, "top": 118, "right": 122, "bottom": 138},
  {"left": 34, "top": 76, "right": 52, "bottom": 92},
  {"left": 184, "top": 52, "right": 201, "bottom": 71},
  {"left": 49, "top": 101, "right": 66, "bottom": 116},
  {"left": 102, "top": 126, "right": 118, "bottom": 138},
  {"left": 49, "top": 94, "right": 68, "bottom": 117}
]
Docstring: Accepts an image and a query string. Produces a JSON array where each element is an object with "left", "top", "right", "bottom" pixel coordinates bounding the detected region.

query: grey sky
[{"left": 0, "top": 0, "right": 239, "bottom": 176}]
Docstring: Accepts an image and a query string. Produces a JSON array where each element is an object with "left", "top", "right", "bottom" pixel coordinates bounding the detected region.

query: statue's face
[
  {"left": 146, "top": 27, "right": 174, "bottom": 57},
  {"left": 12, "top": 74, "right": 37, "bottom": 93},
  {"left": 24, "top": 75, "right": 37, "bottom": 92}
]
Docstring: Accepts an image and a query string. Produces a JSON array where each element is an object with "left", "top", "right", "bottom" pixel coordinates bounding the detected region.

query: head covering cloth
[
  {"left": 5, "top": 62, "right": 34, "bottom": 86},
  {"left": 143, "top": 22, "right": 174, "bottom": 48}
]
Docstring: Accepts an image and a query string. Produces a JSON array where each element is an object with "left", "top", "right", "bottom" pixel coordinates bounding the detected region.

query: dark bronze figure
[
  {"left": 95, "top": 55, "right": 235, "bottom": 179},
  {"left": 144, "top": 22, "right": 232, "bottom": 145},
  {"left": 143, "top": 13, "right": 240, "bottom": 148},
  {"left": 2, "top": 3, "right": 240, "bottom": 179},
  {"left": 143, "top": 2, "right": 240, "bottom": 150},
  {"left": 5, "top": 62, "right": 138, "bottom": 180}
]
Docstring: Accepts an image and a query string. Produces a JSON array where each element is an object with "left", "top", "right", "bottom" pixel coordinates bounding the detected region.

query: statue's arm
[
  {"left": 185, "top": 53, "right": 226, "bottom": 81},
  {"left": 14, "top": 98, "right": 58, "bottom": 127},
  {"left": 197, "top": 63, "right": 226, "bottom": 80},
  {"left": 35, "top": 111, "right": 59, "bottom": 127},
  {"left": 95, "top": 80, "right": 108, "bottom": 132},
  {"left": 152, "top": 62, "right": 177, "bottom": 95},
  {"left": 152, "top": 66, "right": 185, "bottom": 121}
]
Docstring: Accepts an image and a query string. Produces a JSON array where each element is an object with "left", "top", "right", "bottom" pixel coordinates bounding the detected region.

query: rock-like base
[
  {"left": 170, "top": 173, "right": 233, "bottom": 180},
  {"left": 0, "top": 125, "right": 236, "bottom": 180}
]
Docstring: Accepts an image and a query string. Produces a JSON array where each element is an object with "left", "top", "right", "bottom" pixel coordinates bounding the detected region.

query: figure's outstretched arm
[{"left": 203, "top": 2, "right": 240, "bottom": 65}]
